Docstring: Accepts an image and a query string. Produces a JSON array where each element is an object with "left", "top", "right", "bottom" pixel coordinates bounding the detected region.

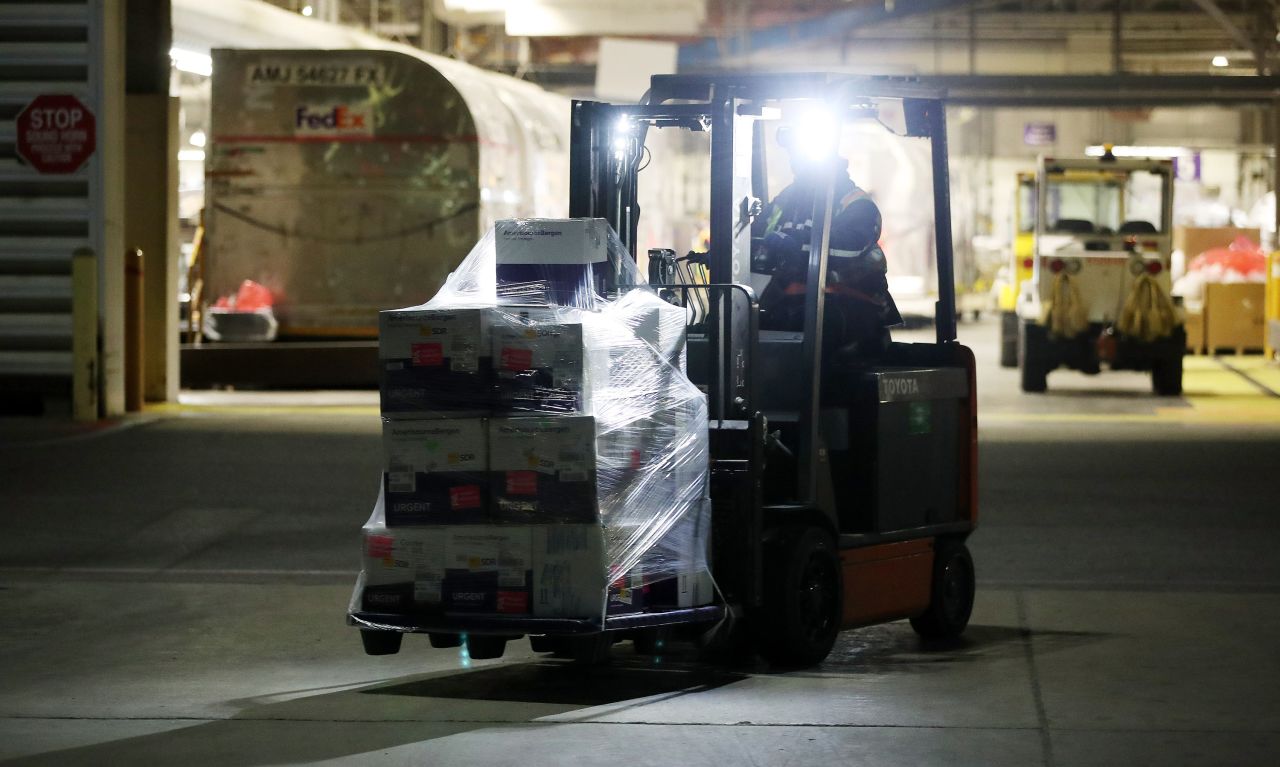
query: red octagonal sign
[{"left": 16, "top": 94, "right": 96, "bottom": 174}]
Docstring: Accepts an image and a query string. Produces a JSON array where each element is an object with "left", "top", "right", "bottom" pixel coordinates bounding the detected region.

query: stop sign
[{"left": 16, "top": 94, "right": 96, "bottom": 174}]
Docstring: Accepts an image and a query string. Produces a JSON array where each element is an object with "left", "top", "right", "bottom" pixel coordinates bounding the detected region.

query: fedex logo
[{"left": 294, "top": 105, "right": 370, "bottom": 135}]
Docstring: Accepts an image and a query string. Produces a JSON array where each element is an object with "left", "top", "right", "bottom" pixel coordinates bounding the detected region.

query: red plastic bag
[
  {"left": 233, "top": 280, "right": 274, "bottom": 310},
  {"left": 1187, "top": 236, "right": 1265, "bottom": 280}
]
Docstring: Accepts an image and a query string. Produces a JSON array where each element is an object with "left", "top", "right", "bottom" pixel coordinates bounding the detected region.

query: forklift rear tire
[
  {"left": 464, "top": 635, "right": 510, "bottom": 660},
  {"left": 910, "top": 540, "right": 975, "bottom": 641},
  {"left": 758, "top": 526, "right": 842, "bottom": 669},
  {"left": 1152, "top": 355, "right": 1183, "bottom": 396},
  {"left": 360, "top": 629, "right": 403, "bottom": 656}
]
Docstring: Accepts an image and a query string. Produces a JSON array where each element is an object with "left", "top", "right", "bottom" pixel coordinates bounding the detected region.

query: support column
[
  {"left": 125, "top": 0, "right": 178, "bottom": 403},
  {"left": 1273, "top": 100, "right": 1279, "bottom": 251},
  {"left": 96, "top": 0, "right": 127, "bottom": 416}
]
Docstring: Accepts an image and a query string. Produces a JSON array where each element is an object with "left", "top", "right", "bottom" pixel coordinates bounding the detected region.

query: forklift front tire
[
  {"left": 758, "top": 526, "right": 842, "bottom": 669},
  {"left": 910, "top": 540, "right": 975, "bottom": 641},
  {"left": 360, "top": 629, "right": 403, "bottom": 656}
]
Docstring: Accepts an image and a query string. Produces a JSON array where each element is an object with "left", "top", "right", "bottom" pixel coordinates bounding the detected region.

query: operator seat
[
  {"left": 1052, "top": 218, "right": 1094, "bottom": 234},
  {"left": 1118, "top": 220, "right": 1158, "bottom": 234}
]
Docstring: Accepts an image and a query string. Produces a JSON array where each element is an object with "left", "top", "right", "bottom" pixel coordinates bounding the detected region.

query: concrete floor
[{"left": 2, "top": 318, "right": 1279, "bottom": 766}]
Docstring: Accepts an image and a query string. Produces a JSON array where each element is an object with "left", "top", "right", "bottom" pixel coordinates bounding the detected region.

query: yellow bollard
[{"left": 1266, "top": 251, "right": 1279, "bottom": 361}]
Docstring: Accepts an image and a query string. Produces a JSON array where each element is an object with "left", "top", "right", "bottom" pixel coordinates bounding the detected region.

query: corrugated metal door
[{"left": 0, "top": 1, "right": 121, "bottom": 416}]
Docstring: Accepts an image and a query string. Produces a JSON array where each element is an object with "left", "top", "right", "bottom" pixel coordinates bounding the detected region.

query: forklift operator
[{"left": 754, "top": 127, "right": 902, "bottom": 355}]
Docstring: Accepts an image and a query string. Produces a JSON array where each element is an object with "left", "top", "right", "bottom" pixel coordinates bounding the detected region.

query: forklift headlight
[{"left": 786, "top": 106, "right": 840, "bottom": 163}]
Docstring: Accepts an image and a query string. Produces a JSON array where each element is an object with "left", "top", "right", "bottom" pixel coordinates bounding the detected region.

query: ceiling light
[
  {"left": 1212, "top": 55, "right": 1229, "bottom": 67},
  {"left": 301, "top": 4, "right": 314, "bottom": 16},
  {"left": 1085, "top": 145, "right": 1189, "bottom": 159},
  {"left": 188, "top": 130, "right": 206, "bottom": 148}
]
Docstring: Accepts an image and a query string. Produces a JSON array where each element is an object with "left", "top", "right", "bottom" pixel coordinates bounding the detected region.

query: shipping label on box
[
  {"left": 442, "top": 527, "right": 532, "bottom": 614},
  {"left": 383, "top": 419, "right": 489, "bottom": 525},
  {"left": 495, "top": 218, "right": 608, "bottom": 265},
  {"left": 607, "top": 564, "right": 647, "bottom": 615},
  {"left": 489, "top": 417, "right": 599, "bottom": 523},
  {"left": 533, "top": 524, "right": 607, "bottom": 618}
]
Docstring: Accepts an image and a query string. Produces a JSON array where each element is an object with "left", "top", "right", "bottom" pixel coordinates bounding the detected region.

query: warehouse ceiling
[{"left": 257, "top": 0, "right": 1280, "bottom": 78}]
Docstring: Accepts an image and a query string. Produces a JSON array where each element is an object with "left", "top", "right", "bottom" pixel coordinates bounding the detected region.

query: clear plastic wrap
[{"left": 357, "top": 219, "right": 712, "bottom": 624}]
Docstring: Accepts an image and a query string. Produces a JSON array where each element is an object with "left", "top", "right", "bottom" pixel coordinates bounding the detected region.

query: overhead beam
[
  {"left": 920, "top": 74, "right": 1280, "bottom": 107},
  {"left": 679, "top": 0, "right": 977, "bottom": 69}
]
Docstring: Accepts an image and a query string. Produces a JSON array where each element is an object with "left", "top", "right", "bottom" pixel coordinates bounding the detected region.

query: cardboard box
[
  {"left": 360, "top": 527, "right": 446, "bottom": 610},
  {"left": 605, "top": 290, "right": 687, "bottom": 371},
  {"left": 442, "top": 527, "right": 532, "bottom": 614},
  {"left": 489, "top": 416, "right": 598, "bottom": 523},
  {"left": 495, "top": 219, "right": 609, "bottom": 308},
  {"left": 532, "top": 524, "right": 608, "bottom": 618},
  {"left": 383, "top": 419, "right": 489, "bottom": 525},
  {"left": 1184, "top": 309, "right": 1205, "bottom": 353},
  {"left": 491, "top": 313, "right": 596, "bottom": 415},
  {"left": 378, "top": 308, "right": 493, "bottom": 416},
  {"left": 1205, "top": 282, "right": 1265, "bottom": 352},
  {"left": 495, "top": 218, "right": 608, "bottom": 266},
  {"left": 358, "top": 522, "right": 707, "bottom": 619},
  {"left": 1174, "top": 226, "right": 1261, "bottom": 261},
  {"left": 360, "top": 523, "right": 609, "bottom": 618}
]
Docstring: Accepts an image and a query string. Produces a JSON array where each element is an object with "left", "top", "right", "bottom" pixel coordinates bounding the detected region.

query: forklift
[{"left": 349, "top": 74, "right": 979, "bottom": 667}]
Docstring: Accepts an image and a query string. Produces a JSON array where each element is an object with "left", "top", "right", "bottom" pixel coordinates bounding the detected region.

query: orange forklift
[{"left": 351, "top": 74, "right": 978, "bottom": 666}]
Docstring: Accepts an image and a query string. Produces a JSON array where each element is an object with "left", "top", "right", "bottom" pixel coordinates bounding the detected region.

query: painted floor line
[
  {"left": 147, "top": 403, "right": 381, "bottom": 417},
  {"left": 1214, "top": 357, "right": 1280, "bottom": 398},
  {"left": 0, "top": 566, "right": 353, "bottom": 578}
]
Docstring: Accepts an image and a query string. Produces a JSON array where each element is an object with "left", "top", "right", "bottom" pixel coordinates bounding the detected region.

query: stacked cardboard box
[
  {"left": 362, "top": 218, "right": 711, "bottom": 624},
  {"left": 379, "top": 308, "right": 492, "bottom": 417},
  {"left": 361, "top": 523, "right": 608, "bottom": 618},
  {"left": 494, "top": 218, "right": 609, "bottom": 309}
]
